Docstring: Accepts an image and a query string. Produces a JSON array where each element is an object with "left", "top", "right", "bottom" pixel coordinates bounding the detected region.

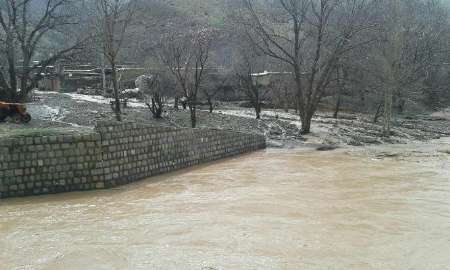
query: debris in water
[{"left": 316, "top": 145, "right": 339, "bottom": 151}]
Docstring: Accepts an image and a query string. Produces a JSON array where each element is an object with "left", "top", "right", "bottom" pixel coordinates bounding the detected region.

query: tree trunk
[
  {"left": 373, "top": 102, "right": 383, "bottom": 123},
  {"left": 189, "top": 105, "right": 196, "bottom": 128},
  {"left": 333, "top": 94, "right": 341, "bottom": 119},
  {"left": 334, "top": 67, "right": 344, "bottom": 119},
  {"left": 6, "top": 36, "right": 18, "bottom": 102},
  {"left": 20, "top": 56, "right": 30, "bottom": 102},
  {"left": 301, "top": 113, "right": 312, "bottom": 134},
  {"left": 383, "top": 87, "right": 393, "bottom": 136},
  {"left": 148, "top": 92, "right": 163, "bottom": 119},
  {"left": 255, "top": 102, "right": 261, "bottom": 119},
  {"left": 284, "top": 87, "right": 289, "bottom": 113},
  {"left": 207, "top": 97, "right": 213, "bottom": 113},
  {"left": 397, "top": 98, "right": 406, "bottom": 114},
  {"left": 294, "top": 66, "right": 305, "bottom": 128},
  {"left": 174, "top": 97, "right": 179, "bottom": 110},
  {"left": 19, "top": 60, "right": 35, "bottom": 102},
  {"left": 252, "top": 84, "right": 261, "bottom": 119},
  {"left": 0, "top": 70, "right": 12, "bottom": 101},
  {"left": 101, "top": 54, "right": 107, "bottom": 96},
  {"left": 111, "top": 60, "right": 121, "bottom": 121}
]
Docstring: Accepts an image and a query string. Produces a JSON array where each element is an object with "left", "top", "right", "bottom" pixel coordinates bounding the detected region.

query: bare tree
[
  {"left": 145, "top": 75, "right": 164, "bottom": 119},
  {"left": 269, "top": 72, "right": 296, "bottom": 113},
  {"left": 136, "top": 73, "right": 169, "bottom": 119},
  {"left": 239, "top": 0, "right": 373, "bottom": 133},
  {"left": 359, "top": 0, "right": 449, "bottom": 136},
  {"left": 332, "top": 63, "right": 349, "bottom": 119},
  {"left": 235, "top": 49, "right": 265, "bottom": 119},
  {"left": 159, "top": 26, "right": 213, "bottom": 128},
  {"left": 380, "top": 0, "right": 401, "bottom": 136},
  {"left": 95, "top": 0, "right": 136, "bottom": 121},
  {"left": 202, "top": 73, "right": 227, "bottom": 113},
  {"left": 0, "top": 0, "right": 85, "bottom": 102}
]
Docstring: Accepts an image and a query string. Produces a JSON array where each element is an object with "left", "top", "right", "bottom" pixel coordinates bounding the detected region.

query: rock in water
[
  {"left": 316, "top": 145, "right": 339, "bottom": 151},
  {"left": 267, "top": 140, "right": 284, "bottom": 148}
]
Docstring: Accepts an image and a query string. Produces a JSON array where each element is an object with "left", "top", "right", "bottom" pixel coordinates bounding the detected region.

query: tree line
[{"left": 1, "top": 0, "right": 449, "bottom": 135}]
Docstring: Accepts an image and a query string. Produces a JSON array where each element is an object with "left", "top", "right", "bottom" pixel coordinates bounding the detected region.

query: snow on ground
[
  {"left": 431, "top": 107, "right": 450, "bottom": 120},
  {"left": 27, "top": 104, "right": 85, "bottom": 128},
  {"left": 33, "top": 89, "right": 60, "bottom": 95},
  {"left": 127, "top": 99, "right": 147, "bottom": 108},
  {"left": 215, "top": 109, "right": 256, "bottom": 119},
  {"left": 122, "top": 88, "right": 140, "bottom": 94},
  {"left": 216, "top": 108, "right": 304, "bottom": 130},
  {"left": 64, "top": 93, "right": 146, "bottom": 108},
  {"left": 64, "top": 93, "right": 110, "bottom": 105},
  {"left": 262, "top": 110, "right": 300, "bottom": 120},
  {"left": 216, "top": 108, "right": 300, "bottom": 120},
  {"left": 21, "top": 90, "right": 449, "bottom": 147},
  {"left": 28, "top": 104, "right": 64, "bottom": 122}
]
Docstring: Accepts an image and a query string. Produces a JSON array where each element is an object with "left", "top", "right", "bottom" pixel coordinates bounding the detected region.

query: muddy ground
[{"left": 1, "top": 91, "right": 449, "bottom": 148}]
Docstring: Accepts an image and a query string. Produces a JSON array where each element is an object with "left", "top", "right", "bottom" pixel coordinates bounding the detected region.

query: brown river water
[{"left": 1, "top": 139, "right": 450, "bottom": 270}]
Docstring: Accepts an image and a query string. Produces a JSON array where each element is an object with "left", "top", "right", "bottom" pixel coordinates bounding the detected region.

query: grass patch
[{"left": 0, "top": 125, "right": 93, "bottom": 139}]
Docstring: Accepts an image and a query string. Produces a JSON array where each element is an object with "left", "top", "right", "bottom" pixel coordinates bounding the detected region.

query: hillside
[{"left": 168, "top": 0, "right": 229, "bottom": 26}]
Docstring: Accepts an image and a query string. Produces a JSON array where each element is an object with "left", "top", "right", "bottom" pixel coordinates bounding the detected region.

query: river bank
[{"left": 1, "top": 91, "right": 449, "bottom": 148}]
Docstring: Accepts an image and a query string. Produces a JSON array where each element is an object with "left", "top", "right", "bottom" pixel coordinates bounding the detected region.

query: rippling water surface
[{"left": 1, "top": 139, "right": 449, "bottom": 270}]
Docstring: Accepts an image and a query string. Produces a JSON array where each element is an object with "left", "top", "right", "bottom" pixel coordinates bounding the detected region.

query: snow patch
[
  {"left": 216, "top": 109, "right": 301, "bottom": 122},
  {"left": 122, "top": 88, "right": 140, "bottom": 94},
  {"left": 28, "top": 104, "right": 64, "bottom": 122},
  {"left": 431, "top": 107, "right": 450, "bottom": 120},
  {"left": 215, "top": 109, "right": 256, "bottom": 119},
  {"left": 64, "top": 93, "right": 147, "bottom": 108},
  {"left": 65, "top": 93, "right": 111, "bottom": 105},
  {"left": 34, "top": 89, "right": 60, "bottom": 95},
  {"left": 251, "top": 71, "right": 292, "bottom": 77},
  {"left": 127, "top": 99, "right": 146, "bottom": 108}
]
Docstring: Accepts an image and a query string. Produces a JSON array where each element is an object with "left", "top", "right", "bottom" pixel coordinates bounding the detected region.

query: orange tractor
[{"left": 0, "top": 102, "right": 32, "bottom": 123}]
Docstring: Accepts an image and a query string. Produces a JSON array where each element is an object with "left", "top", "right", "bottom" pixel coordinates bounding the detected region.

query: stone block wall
[{"left": 0, "top": 122, "right": 265, "bottom": 198}]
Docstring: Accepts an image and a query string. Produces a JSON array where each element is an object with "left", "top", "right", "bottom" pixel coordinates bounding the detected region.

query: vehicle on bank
[{"left": 0, "top": 102, "right": 32, "bottom": 123}]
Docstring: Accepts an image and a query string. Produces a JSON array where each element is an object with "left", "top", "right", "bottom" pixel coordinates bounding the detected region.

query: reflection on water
[{"left": 1, "top": 139, "right": 449, "bottom": 270}]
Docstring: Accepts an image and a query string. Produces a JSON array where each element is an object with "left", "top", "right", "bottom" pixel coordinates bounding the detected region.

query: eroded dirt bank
[{"left": 1, "top": 138, "right": 449, "bottom": 270}]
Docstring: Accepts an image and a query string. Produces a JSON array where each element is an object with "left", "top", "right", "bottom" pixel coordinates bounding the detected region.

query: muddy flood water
[{"left": 1, "top": 139, "right": 450, "bottom": 270}]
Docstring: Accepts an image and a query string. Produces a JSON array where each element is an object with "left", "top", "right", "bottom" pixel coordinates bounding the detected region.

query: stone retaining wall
[{"left": 0, "top": 122, "right": 266, "bottom": 198}]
